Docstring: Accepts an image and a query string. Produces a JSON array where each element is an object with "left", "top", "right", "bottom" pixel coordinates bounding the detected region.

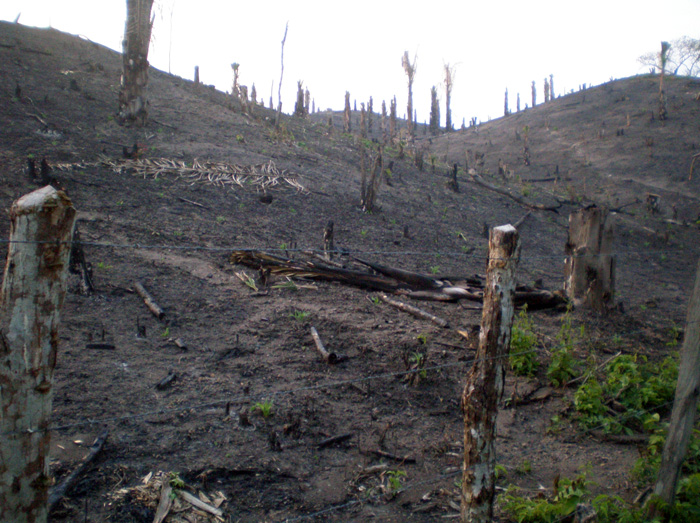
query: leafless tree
[
  {"left": 444, "top": 63, "right": 456, "bottom": 131},
  {"left": 429, "top": 86, "right": 440, "bottom": 135},
  {"left": 401, "top": 51, "right": 417, "bottom": 139}
]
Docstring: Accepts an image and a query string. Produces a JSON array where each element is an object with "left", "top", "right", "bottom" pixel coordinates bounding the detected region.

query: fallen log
[
  {"left": 230, "top": 251, "right": 568, "bottom": 310},
  {"left": 469, "top": 173, "right": 562, "bottom": 213},
  {"left": 48, "top": 431, "right": 108, "bottom": 512}
]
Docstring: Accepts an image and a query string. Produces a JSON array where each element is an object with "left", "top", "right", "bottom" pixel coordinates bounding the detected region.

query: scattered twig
[
  {"left": 85, "top": 343, "right": 116, "bottom": 350},
  {"left": 469, "top": 173, "right": 562, "bottom": 213},
  {"left": 177, "top": 196, "right": 209, "bottom": 210},
  {"left": 134, "top": 282, "right": 165, "bottom": 320},
  {"left": 318, "top": 433, "right": 354, "bottom": 449},
  {"left": 155, "top": 371, "right": 177, "bottom": 390},
  {"left": 368, "top": 449, "right": 416, "bottom": 463},
  {"left": 379, "top": 294, "right": 449, "bottom": 328},
  {"left": 513, "top": 211, "right": 532, "bottom": 229},
  {"left": 590, "top": 431, "right": 648, "bottom": 444},
  {"left": 177, "top": 489, "right": 223, "bottom": 517},
  {"left": 310, "top": 326, "right": 339, "bottom": 364},
  {"left": 48, "top": 431, "right": 109, "bottom": 512}
]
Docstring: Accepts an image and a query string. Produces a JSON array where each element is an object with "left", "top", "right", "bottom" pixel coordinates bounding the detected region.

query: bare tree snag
[
  {"left": 275, "top": 22, "right": 289, "bottom": 128},
  {"left": 134, "top": 282, "right": 165, "bottom": 320},
  {"left": 0, "top": 186, "right": 76, "bottom": 523},
  {"left": 444, "top": 63, "right": 455, "bottom": 131},
  {"left": 118, "top": 0, "right": 155, "bottom": 126},
  {"left": 402, "top": 51, "right": 417, "bottom": 140},
  {"left": 461, "top": 225, "right": 520, "bottom": 523},
  {"left": 194, "top": 65, "right": 199, "bottom": 86},
  {"left": 648, "top": 258, "right": 700, "bottom": 519},
  {"left": 564, "top": 206, "right": 614, "bottom": 312}
]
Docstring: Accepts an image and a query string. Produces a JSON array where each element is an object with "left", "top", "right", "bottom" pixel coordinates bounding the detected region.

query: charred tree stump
[
  {"left": 461, "top": 225, "right": 520, "bottom": 523},
  {"left": 649, "top": 258, "right": 700, "bottom": 519},
  {"left": 118, "top": 0, "right": 155, "bottom": 126},
  {"left": 194, "top": 65, "right": 199, "bottom": 85},
  {"left": 564, "top": 206, "right": 614, "bottom": 312},
  {"left": 0, "top": 186, "right": 76, "bottom": 523}
]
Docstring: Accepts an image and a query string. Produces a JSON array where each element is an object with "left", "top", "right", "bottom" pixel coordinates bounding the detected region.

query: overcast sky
[{"left": 2, "top": 1, "right": 699, "bottom": 125}]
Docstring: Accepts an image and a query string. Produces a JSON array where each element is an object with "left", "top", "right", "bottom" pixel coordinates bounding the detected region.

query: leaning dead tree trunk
[
  {"left": 564, "top": 206, "right": 614, "bottom": 312},
  {"left": 648, "top": 258, "right": 700, "bottom": 519},
  {"left": 118, "top": 0, "right": 155, "bottom": 126},
  {"left": 275, "top": 22, "right": 289, "bottom": 128},
  {"left": 0, "top": 186, "right": 76, "bottom": 523},
  {"left": 461, "top": 225, "right": 520, "bottom": 523}
]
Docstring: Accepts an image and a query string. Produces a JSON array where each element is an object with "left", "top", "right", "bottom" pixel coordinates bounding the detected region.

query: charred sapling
[
  {"left": 504, "top": 88, "right": 509, "bottom": 116},
  {"left": 429, "top": 86, "right": 440, "bottom": 136},
  {"left": 360, "top": 102, "right": 367, "bottom": 138},
  {"left": 294, "top": 81, "right": 306, "bottom": 117},
  {"left": 531, "top": 80, "right": 536, "bottom": 107},
  {"left": 659, "top": 41, "right": 671, "bottom": 121},
  {"left": 381, "top": 100, "right": 387, "bottom": 143},
  {"left": 516, "top": 93, "right": 521, "bottom": 112},
  {"left": 344, "top": 91, "right": 351, "bottom": 133},
  {"left": 544, "top": 77, "right": 550, "bottom": 103},
  {"left": 304, "top": 87, "right": 310, "bottom": 115},
  {"left": 360, "top": 147, "right": 384, "bottom": 212},
  {"left": 367, "top": 97, "right": 374, "bottom": 134},
  {"left": 389, "top": 96, "right": 397, "bottom": 143}
]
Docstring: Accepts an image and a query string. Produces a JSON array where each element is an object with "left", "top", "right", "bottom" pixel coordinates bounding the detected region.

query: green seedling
[
  {"left": 251, "top": 400, "right": 274, "bottom": 418},
  {"left": 385, "top": 470, "right": 406, "bottom": 493},
  {"left": 291, "top": 310, "right": 309, "bottom": 322},
  {"left": 216, "top": 215, "right": 226, "bottom": 224}
]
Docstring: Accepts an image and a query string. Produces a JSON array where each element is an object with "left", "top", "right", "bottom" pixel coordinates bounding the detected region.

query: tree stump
[
  {"left": 564, "top": 206, "right": 614, "bottom": 312},
  {"left": 0, "top": 186, "right": 76, "bottom": 523},
  {"left": 461, "top": 225, "right": 520, "bottom": 522}
]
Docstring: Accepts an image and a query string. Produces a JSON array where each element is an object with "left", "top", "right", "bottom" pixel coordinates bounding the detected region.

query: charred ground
[{"left": 1, "top": 21, "right": 700, "bottom": 522}]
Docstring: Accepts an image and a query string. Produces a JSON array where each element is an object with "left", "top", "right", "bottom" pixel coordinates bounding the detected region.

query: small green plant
[
  {"left": 161, "top": 326, "right": 170, "bottom": 338},
  {"left": 408, "top": 352, "right": 428, "bottom": 379},
  {"left": 495, "top": 464, "right": 508, "bottom": 480},
  {"left": 251, "top": 400, "right": 274, "bottom": 418},
  {"left": 429, "top": 266, "right": 440, "bottom": 275},
  {"left": 96, "top": 262, "right": 112, "bottom": 270},
  {"left": 573, "top": 353, "right": 678, "bottom": 434},
  {"left": 385, "top": 470, "right": 407, "bottom": 494},
  {"left": 360, "top": 229, "right": 368, "bottom": 238},
  {"left": 279, "top": 242, "right": 288, "bottom": 250},
  {"left": 291, "top": 310, "right": 310, "bottom": 322},
  {"left": 168, "top": 472, "right": 185, "bottom": 490},
  {"left": 546, "top": 307, "right": 580, "bottom": 387},
  {"left": 216, "top": 215, "right": 226, "bottom": 224},
  {"left": 241, "top": 275, "right": 258, "bottom": 292},
  {"left": 272, "top": 279, "right": 298, "bottom": 291},
  {"left": 509, "top": 307, "right": 539, "bottom": 377},
  {"left": 416, "top": 333, "right": 428, "bottom": 345},
  {"left": 370, "top": 296, "right": 380, "bottom": 305},
  {"left": 235, "top": 134, "right": 245, "bottom": 143},
  {"left": 515, "top": 460, "right": 532, "bottom": 475},
  {"left": 501, "top": 472, "right": 589, "bottom": 522}
]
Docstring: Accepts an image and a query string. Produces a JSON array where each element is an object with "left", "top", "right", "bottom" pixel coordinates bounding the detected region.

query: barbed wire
[
  {"left": 0, "top": 237, "right": 691, "bottom": 262},
  {"left": 278, "top": 470, "right": 462, "bottom": 523},
  {"left": 1, "top": 325, "right": 664, "bottom": 437}
]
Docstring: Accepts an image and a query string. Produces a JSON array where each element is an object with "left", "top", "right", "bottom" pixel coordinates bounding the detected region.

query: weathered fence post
[
  {"left": 564, "top": 205, "right": 614, "bottom": 312},
  {"left": 461, "top": 224, "right": 520, "bottom": 522},
  {"left": 0, "top": 186, "right": 76, "bottom": 523},
  {"left": 648, "top": 258, "right": 700, "bottom": 519}
]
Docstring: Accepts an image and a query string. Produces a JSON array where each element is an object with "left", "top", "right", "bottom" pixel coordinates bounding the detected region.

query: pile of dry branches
[{"left": 56, "top": 157, "right": 307, "bottom": 193}]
